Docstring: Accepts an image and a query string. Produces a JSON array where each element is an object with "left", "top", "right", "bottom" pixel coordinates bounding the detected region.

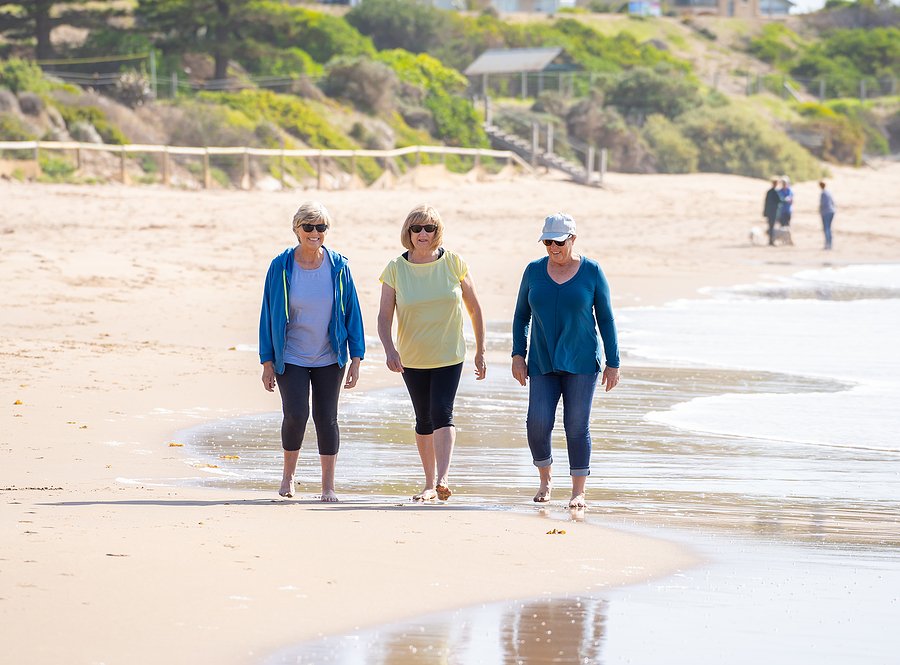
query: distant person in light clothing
[
  {"left": 778, "top": 176, "right": 794, "bottom": 227},
  {"left": 819, "top": 180, "right": 835, "bottom": 250},
  {"left": 763, "top": 178, "right": 782, "bottom": 246},
  {"left": 377, "top": 204, "right": 487, "bottom": 502}
]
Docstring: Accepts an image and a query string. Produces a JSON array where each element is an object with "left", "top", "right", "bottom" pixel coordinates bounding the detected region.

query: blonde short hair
[
  {"left": 292, "top": 201, "right": 332, "bottom": 231},
  {"left": 400, "top": 204, "right": 444, "bottom": 252}
]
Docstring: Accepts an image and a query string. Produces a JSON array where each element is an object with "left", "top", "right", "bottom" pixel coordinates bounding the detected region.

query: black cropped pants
[
  {"left": 401, "top": 363, "right": 463, "bottom": 436},
  {"left": 276, "top": 363, "right": 345, "bottom": 455}
]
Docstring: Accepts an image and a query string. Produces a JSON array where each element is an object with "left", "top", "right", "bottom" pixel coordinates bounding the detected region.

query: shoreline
[{"left": 3, "top": 165, "right": 899, "bottom": 663}]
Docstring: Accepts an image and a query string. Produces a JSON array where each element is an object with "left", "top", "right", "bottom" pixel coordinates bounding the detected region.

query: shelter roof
[{"left": 463, "top": 47, "right": 579, "bottom": 76}]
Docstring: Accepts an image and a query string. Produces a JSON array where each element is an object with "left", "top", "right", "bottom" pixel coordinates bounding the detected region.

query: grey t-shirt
[{"left": 283, "top": 252, "right": 339, "bottom": 368}]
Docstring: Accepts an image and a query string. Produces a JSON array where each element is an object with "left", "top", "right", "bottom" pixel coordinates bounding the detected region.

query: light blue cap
[{"left": 539, "top": 213, "right": 575, "bottom": 242}]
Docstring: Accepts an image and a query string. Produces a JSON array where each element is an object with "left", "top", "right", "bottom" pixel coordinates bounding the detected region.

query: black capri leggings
[
  {"left": 401, "top": 363, "right": 463, "bottom": 435},
  {"left": 276, "top": 363, "right": 345, "bottom": 455}
]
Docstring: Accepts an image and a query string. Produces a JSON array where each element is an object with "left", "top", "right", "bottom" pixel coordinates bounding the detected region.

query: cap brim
[{"left": 539, "top": 232, "right": 570, "bottom": 242}]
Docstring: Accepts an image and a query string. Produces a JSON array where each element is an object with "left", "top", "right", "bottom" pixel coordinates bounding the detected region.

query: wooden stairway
[{"left": 483, "top": 124, "right": 601, "bottom": 187}]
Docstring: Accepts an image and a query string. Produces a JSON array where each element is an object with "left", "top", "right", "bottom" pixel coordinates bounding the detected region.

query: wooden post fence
[{"left": 0, "top": 141, "right": 540, "bottom": 188}]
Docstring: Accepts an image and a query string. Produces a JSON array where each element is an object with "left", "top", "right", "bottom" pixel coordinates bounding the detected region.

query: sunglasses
[
  {"left": 410, "top": 224, "right": 437, "bottom": 233},
  {"left": 542, "top": 236, "right": 570, "bottom": 247},
  {"left": 299, "top": 223, "right": 328, "bottom": 233}
]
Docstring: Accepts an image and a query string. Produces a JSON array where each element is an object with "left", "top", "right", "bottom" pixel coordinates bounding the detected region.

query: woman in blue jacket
[
  {"left": 511, "top": 213, "right": 620, "bottom": 509},
  {"left": 259, "top": 201, "right": 365, "bottom": 502}
]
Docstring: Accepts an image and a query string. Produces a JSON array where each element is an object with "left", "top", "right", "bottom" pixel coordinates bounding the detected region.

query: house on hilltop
[{"left": 672, "top": 0, "right": 793, "bottom": 17}]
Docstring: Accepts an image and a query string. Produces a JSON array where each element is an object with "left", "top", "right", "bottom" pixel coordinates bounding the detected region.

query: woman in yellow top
[{"left": 378, "top": 204, "right": 487, "bottom": 502}]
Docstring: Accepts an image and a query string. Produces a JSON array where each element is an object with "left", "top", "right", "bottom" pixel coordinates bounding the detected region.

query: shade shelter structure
[{"left": 464, "top": 47, "right": 580, "bottom": 100}]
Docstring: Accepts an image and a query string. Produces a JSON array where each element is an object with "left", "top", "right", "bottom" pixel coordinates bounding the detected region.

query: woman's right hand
[
  {"left": 385, "top": 349, "right": 404, "bottom": 374},
  {"left": 261, "top": 362, "right": 277, "bottom": 392},
  {"left": 511, "top": 355, "right": 527, "bottom": 387}
]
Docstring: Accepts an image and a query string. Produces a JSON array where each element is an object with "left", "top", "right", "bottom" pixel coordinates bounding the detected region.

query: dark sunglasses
[
  {"left": 299, "top": 223, "right": 328, "bottom": 233},
  {"left": 410, "top": 224, "right": 437, "bottom": 233},
  {"left": 542, "top": 236, "right": 570, "bottom": 247}
]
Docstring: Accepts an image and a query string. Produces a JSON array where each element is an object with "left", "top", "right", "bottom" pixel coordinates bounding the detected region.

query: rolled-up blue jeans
[{"left": 527, "top": 371, "right": 599, "bottom": 477}]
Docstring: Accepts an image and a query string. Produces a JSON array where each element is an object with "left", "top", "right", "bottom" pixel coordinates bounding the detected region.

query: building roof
[{"left": 463, "top": 47, "right": 579, "bottom": 76}]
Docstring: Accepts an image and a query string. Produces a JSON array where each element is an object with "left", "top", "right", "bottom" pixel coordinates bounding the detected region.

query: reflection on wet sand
[
  {"left": 262, "top": 596, "right": 608, "bottom": 665},
  {"left": 501, "top": 598, "right": 605, "bottom": 665}
]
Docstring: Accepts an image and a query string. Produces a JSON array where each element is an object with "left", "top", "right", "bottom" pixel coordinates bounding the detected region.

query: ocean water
[
  {"left": 167, "top": 264, "right": 900, "bottom": 664},
  {"left": 621, "top": 264, "right": 900, "bottom": 454}
]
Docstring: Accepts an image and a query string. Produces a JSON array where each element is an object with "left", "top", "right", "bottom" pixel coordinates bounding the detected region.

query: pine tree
[
  {"left": 136, "top": 0, "right": 256, "bottom": 82},
  {"left": 0, "top": 1, "right": 115, "bottom": 60}
]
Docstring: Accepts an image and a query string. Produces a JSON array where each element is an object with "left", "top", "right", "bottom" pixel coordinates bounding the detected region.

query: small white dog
[
  {"left": 749, "top": 225, "right": 793, "bottom": 246},
  {"left": 749, "top": 226, "right": 766, "bottom": 245},
  {"left": 772, "top": 225, "right": 793, "bottom": 246}
]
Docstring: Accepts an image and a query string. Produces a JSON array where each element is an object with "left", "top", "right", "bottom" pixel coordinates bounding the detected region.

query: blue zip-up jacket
[
  {"left": 512, "top": 256, "right": 619, "bottom": 376},
  {"left": 259, "top": 246, "right": 365, "bottom": 374}
]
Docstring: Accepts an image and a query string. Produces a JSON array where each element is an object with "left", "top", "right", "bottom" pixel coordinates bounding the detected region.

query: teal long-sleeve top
[{"left": 512, "top": 256, "right": 619, "bottom": 376}]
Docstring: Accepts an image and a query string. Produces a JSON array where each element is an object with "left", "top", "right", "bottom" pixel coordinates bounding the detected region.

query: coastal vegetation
[{"left": 1, "top": 0, "right": 899, "bottom": 185}]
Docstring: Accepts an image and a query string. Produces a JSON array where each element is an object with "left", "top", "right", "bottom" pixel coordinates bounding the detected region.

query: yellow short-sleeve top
[{"left": 380, "top": 250, "right": 469, "bottom": 369}]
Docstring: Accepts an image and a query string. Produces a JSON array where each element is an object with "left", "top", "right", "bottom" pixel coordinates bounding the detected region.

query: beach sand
[{"left": 2, "top": 162, "right": 899, "bottom": 664}]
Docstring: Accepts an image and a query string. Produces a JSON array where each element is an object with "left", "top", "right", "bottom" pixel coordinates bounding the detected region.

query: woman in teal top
[{"left": 511, "top": 213, "right": 620, "bottom": 509}]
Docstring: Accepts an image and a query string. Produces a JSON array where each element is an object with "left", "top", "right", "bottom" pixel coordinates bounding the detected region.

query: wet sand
[{"left": 2, "top": 162, "right": 899, "bottom": 664}]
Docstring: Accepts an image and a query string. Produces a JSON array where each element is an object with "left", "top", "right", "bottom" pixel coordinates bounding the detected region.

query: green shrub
[
  {"left": 747, "top": 23, "right": 803, "bottom": 68},
  {"left": 0, "top": 58, "right": 50, "bottom": 94},
  {"left": 346, "top": 0, "right": 452, "bottom": 53},
  {"left": 677, "top": 105, "right": 825, "bottom": 181},
  {"left": 825, "top": 100, "right": 890, "bottom": 155},
  {"left": 642, "top": 114, "right": 698, "bottom": 173},
  {"left": 588, "top": 1, "right": 620, "bottom": 11},
  {"left": 243, "top": 1, "right": 375, "bottom": 64},
  {"left": 374, "top": 49, "right": 467, "bottom": 96},
  {"left": 197, "top": 90, "right": 342, "bottom": 147},
  {"left": 241, "top": 41, "right": 323, "bottom": 78},
  {"left": 423, "top": 93, "right": 488, "bottom": 148},
  {"left": 566, "top": 92, "right": 657, "bottom": 173},
  {"left": 55, "top": 105, "right": 128, "bottom": 145},
  {"left": 606, "top": 65, "right": 702, "bottom": 119},
  {"left": 200, "top": 89, "right": 383, "bottom": 183},
  {"left": 37, "top": 153, "right": 77, "bottom": 181},
  {"left": 791, "top": 116, "right": 865, "bottom": 164},
  {"left": 0, "top": 111, "right": 36, "bottom": 141},
  {"left": 167, "top": 101, "right": 257, "bottom": 147},
  {"left": 323, "top": 57, "right": 398, "bottom": 114}
]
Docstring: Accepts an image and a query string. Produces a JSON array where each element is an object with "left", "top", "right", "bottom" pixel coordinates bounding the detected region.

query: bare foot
[
  {"left": 568, "top": 492, "right": 586, "bottom": 508},
  {"left": 279, "top": 477, "right": 295, "bottom": 498},
  {"left": 436, "top": 484, "right": 452, "bottom": 501},
  {"left": 413, "top": 488, "right": 437, "bottom": 502},
  {"left": 320, "top": 489, "right": 339, "bottom": 503},
  {"left": 534, "top": 482, "right": 553, "bottom": 503}
]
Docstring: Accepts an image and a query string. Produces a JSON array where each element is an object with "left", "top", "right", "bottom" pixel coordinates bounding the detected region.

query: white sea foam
[{"left": 619, "top": 265, "right": 900, "bottom": 452}]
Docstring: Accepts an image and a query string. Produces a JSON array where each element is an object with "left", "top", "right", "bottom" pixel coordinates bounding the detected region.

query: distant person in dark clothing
[
  {"left": 819, "top": 180, "right": 835, "bottom": 250},
  {"left": 763, "top": 178, "right": 781, "bottom": 245},
  {"left": 778, "top": 176, "right": 794, "bottom": 227}
]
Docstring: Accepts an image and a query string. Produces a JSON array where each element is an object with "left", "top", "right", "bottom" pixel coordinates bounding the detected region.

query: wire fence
[
  {"left": 33, "top": 51, "right": 900, "bottom": 105},
  {"left": 472, "top": 69, "right": 900, "bottom": 104},
  {"left": 744, "top": 72, "right": 900, "bottom": 102}
]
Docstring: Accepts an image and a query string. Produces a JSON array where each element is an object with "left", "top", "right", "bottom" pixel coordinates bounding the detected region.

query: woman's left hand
[
  {"left": 474, "top": 351, "right": 486, "bottom": 380},
  {"left": 345, "top": 357, "right": 361, "bottom": 389},
  {"left": 601, "top": 366, "right": 620, "bottom": 392}
]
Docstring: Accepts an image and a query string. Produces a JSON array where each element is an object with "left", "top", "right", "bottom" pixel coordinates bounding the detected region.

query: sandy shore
[{"left": 2, "top": 162, "right": 898, "bottom": 664}]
